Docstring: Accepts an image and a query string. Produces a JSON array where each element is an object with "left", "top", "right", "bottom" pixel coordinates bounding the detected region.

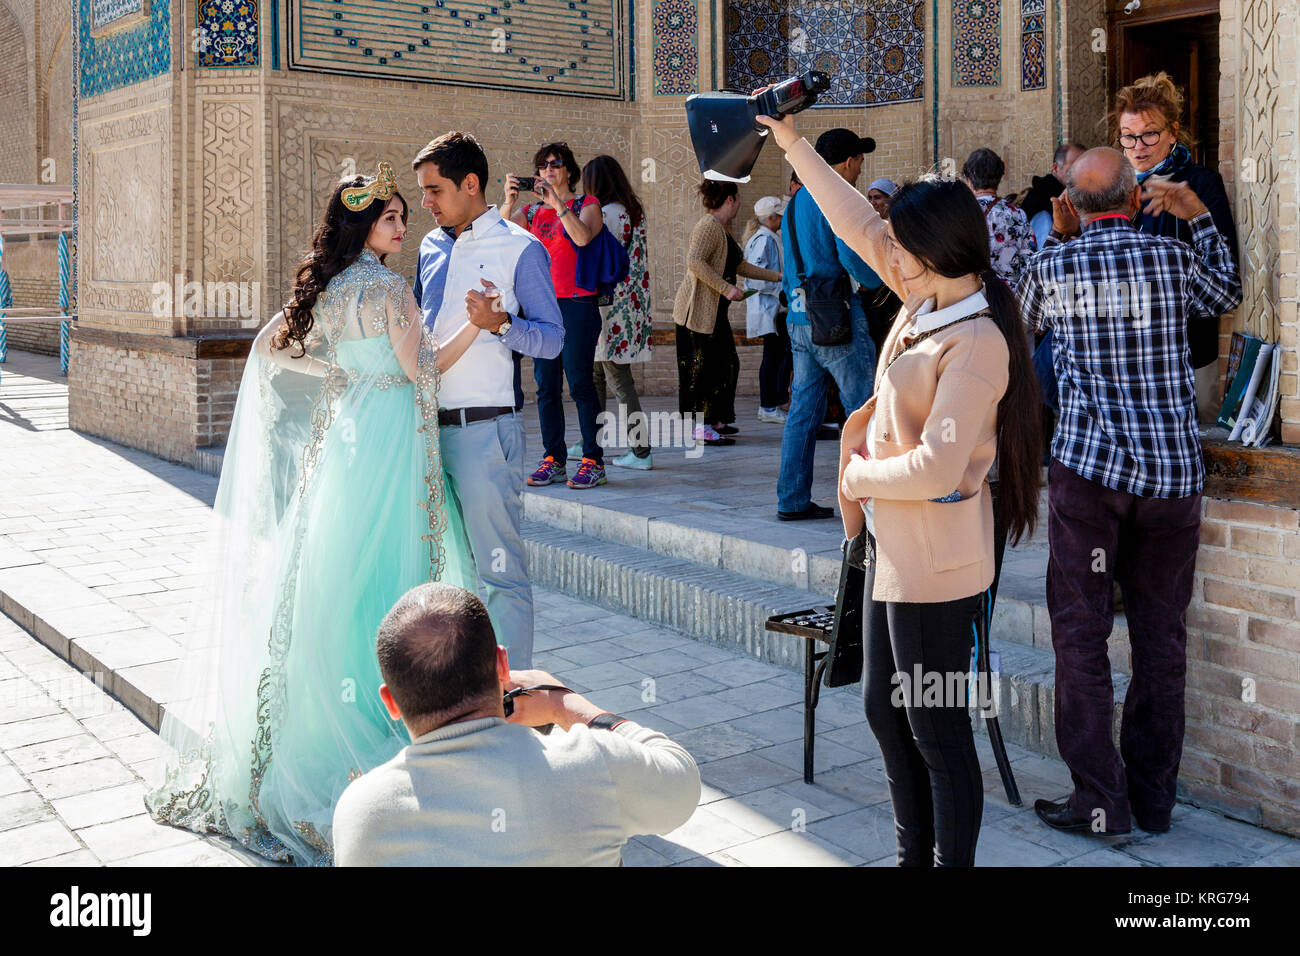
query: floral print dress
[
  {"left": 594, "top": 201, "right": 653, "bottom": 363},
  {"left": 978, "top": 194, "right": 1037, "bottom": 288}
]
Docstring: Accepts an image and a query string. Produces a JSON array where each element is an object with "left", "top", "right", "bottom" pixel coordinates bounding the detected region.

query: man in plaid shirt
[{"left": 1017, "top": 148, "right": 1241, "bottom": 837}]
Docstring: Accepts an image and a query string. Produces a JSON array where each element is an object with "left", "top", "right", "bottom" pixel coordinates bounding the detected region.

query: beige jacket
[
  {"left": 784, "top": 137, "right": 1009, "bottom": 603},
  {"left": 672, "top": 213, "right": 781, "bottom": 334}
]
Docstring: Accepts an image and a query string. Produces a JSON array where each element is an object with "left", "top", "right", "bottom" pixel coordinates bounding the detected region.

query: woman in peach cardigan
[{"left": 758, "top": 111, "right": 1042, "bottom": 866}]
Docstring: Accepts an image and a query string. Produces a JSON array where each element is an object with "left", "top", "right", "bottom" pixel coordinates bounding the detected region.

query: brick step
[
  {"left": 520, "top": 519, "right": 1129, "bottom": 760},
  {"left": 521, "top": 492, "right": 1137, "bottom": 675}
]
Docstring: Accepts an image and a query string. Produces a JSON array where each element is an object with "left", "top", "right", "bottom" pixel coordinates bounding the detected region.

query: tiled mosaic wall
[
  {"left": 196, "top": 0, "right": 260, "bottom": 67},
  {"left": 952, "top": 0, "right": 1000, "bottom": 87},
  {"left": 1020, "top": 0, "right": 1045, "bottom": 91},
  {"left": 651, "top": 0, "right": 698, "bottom": 95},
  {"left": 725, "top": 0, "right": 924, "bottom": 106},
  {"left": 91, "top": 0, "right": 147, "bottom": 31},
  {"left": 79, "top": 0, "right": 171, "bottom": 97},
  {"left": 290, "top": 0, "right": 622, "bottom": 97}
]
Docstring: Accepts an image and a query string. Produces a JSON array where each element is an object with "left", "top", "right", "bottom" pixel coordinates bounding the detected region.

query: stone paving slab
[{"left": 1, "top": 349, "right": 1296, "bottom": 866}]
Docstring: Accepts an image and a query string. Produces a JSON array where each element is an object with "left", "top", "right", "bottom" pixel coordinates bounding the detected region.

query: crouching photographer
[{"left": 333, "top": 583, "right": 701, "bottom": 866}]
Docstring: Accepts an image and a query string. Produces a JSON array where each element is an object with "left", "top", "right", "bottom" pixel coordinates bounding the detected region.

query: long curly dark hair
[
  {"left": 888, "top": 176, "right": 1043, "bottom": 546},
  {"left": 273, "top": 175, "right": 409, "bottom": 355}
]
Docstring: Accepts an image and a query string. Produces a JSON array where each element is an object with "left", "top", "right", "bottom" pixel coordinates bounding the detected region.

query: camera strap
[{"left": 786, "top": 187, "right": 811, "bottom": 285}]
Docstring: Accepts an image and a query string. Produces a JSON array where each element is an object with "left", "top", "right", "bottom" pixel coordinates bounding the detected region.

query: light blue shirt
[{"left": 413, "top": 206, "right": 563, "bottom": 360}]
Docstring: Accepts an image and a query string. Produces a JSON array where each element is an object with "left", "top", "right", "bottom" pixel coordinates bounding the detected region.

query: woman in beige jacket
[
  {"left": 758, "top": 111, "right": 1042, "bottom": 867},
  {"left": 672, "top": 180, "right": 781, "bottom": 445}
]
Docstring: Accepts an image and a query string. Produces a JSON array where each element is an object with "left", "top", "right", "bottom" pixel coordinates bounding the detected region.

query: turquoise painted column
[
  {"left": 0, "top": 234, "right": 9, "bottom": 368},
  {"left": 59, "top": 232, "right": 70, "bottom": 375}
]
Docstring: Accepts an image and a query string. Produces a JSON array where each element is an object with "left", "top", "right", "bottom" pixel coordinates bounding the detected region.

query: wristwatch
[
  {"left": 587, "top": 712, "right": 628, "bottom": 731},
  {"left": 492, "top": 318, "right": 512, "bottom": 338}
]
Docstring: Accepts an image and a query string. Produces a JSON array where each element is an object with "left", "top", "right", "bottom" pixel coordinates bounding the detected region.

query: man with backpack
[{"left": 776, "top": 128, "right": 881, "bottom": 521}]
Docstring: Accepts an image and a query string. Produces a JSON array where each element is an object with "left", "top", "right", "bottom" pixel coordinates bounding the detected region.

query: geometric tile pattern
[
  {"left": 92, "top": 0, "right": 147, "bottom": 31},
  {"left": 196, "top": 0, "right": 260, "bottom": 67},
  {"left": 725, "top": 0, "right": 924, "bottom": 107},
  {"left": 652, "top": 0, "right": 699, "bottom": 95},
  {"left": 1020, "top": 0, "right": 1045, "bottom": 91},
  {"left": 79, "top": 0, "right": 172, "bottom": 97},
  {"left": 290, "top": 0, "right": 623, "bottom": 98},
  {"left": 952, "top": 0, "right": 1000, "bottom": 87}
]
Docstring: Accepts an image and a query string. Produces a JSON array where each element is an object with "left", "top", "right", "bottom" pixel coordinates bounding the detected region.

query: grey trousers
[
  {"left": 437, "top": 411, "right": 534, "bottom": 667},
  {"left": 593, "top": 360, "right": 650, "bottom": 456}
]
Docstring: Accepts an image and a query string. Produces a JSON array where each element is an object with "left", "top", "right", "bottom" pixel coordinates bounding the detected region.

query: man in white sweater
[{"left": 333, "top": 583, "right": 701, "bottom": 866}]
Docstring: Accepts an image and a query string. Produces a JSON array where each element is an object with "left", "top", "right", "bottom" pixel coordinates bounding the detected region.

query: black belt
[{"left": 437, "top": 405, "right": 515, "bottom": 427}]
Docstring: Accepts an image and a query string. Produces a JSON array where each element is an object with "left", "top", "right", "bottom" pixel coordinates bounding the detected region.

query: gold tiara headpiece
[{"left": 341, "top": 162, "right": 398, "bottom": 212}]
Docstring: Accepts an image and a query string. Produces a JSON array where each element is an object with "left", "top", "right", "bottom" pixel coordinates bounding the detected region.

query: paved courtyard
[{"left": 2, "top": 349, "right": 1299, "bottom": 867}]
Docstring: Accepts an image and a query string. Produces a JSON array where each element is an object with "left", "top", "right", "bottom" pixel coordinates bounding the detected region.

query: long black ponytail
[{"left": 888, "top": 178, "right": 1042, "bottom": 544}]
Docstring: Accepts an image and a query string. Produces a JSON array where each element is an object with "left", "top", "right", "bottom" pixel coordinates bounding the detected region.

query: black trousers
[
  {"left": 862, "top": 534, "right": 984, "bottom": 866},
  {"left": 758, "top": 313, "right": 791, "bottom": 409},
  {"left": 1046, "top": 461, "right": 1200, "bottom": 831},
  {"left": 675, "top": 313, "right": 739, "bottom": 426}
]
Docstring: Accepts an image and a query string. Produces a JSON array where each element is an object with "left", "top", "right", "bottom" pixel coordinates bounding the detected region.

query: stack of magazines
[{"left": 1216, "top": 331, "right": 1282, "bottom": 447}]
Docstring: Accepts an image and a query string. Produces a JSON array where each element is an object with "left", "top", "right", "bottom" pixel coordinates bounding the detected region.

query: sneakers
[
  {"left": 526, "top": 456, "right": 566, "bottom": 486},
  {"left": 692, "top": 424, "right": 734, "bottom": 446},
  {"left": 567, "top": 457, "right": 607, "bottom": 489},
  {"left": 566, "top": 441, "right": 582, "bottom": 459},
  {"left": 758, "top": 406, "right": 787, "bottom": 424},
  {"left": 609, "top": 450, "right": 653, "bottom": 470}
]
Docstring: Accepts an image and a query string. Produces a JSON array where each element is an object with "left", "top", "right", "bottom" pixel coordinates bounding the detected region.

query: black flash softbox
[{"left": 685, "top": 71, "right": 832, "bottom": 183}]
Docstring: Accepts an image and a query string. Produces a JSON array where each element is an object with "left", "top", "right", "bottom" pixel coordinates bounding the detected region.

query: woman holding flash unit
[{"left": 756, "top": 104, "right": 1042, "bottom": 867}]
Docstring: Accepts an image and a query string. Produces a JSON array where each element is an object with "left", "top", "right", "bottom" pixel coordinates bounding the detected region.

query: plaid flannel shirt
[{"left": 1018, "top": 213, "right": 1242, "bottom": 498}]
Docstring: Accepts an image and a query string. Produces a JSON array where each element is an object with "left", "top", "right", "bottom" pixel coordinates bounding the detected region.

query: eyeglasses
[
  {"left": 538, "top": 160, "right": 565, "bottom": 170},
  {"left": 1117, "top": 128, "right": 1167, "bottom": 149}
]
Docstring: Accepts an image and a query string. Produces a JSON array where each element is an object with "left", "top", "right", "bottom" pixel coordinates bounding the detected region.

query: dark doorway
[{"left": 1109, "top": 1, "right": 1220, "bottom": 169}]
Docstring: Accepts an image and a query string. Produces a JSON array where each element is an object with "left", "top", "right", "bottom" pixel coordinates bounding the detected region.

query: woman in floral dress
[{"left": 582, "top": 155, "right": 654, "bottom": 469}]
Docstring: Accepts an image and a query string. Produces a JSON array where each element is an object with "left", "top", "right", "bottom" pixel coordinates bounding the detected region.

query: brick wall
[
  {"left": 0, "top": 7, "right": 33, "bottom": 183},
  {"left": 69, "top": 330, "right": 254, "bottom": 465},
  {"left": 1184, "top": 497, "right": 1300, "bottom": 834},
  {"left": 4, "top": 277, "right": 60, "bottom": 355}
]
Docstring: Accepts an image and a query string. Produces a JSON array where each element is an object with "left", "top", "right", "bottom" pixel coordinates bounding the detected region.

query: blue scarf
[{"left": 1135, "top": 142, "right": 1191, "bottom": 184}]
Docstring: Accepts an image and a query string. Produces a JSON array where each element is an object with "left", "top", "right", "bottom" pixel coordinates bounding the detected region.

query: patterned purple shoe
[
  {"left": 566, "top": 458, "right": 607, "bottom": 489},
  {"left": 526, "top": 455, "right": 567, "bottom": 486}
]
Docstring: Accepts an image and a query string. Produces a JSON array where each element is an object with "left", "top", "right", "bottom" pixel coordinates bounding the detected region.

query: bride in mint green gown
[{"left": 146, "top": 165, "right": 480, "bottom": 865}]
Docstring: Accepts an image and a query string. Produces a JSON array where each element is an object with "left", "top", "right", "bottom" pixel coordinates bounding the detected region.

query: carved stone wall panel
[
  {"left": 79, "top": 84, "right": 173, "bottom": 332},
  {"left": 200, "top": 98, "right": 259, "bottom": 286},
  {"left": 89, "top": 140, "right": 165, "bottom": 282},
  {"left": 1062, "top": 0, "right": 1107, "bottom": 147},
  {"left": 646, "top": 122, "right": 698, "bottom": 317},
  {"left": 1235, "top": 0, "right": 1281, "bottom": 344}
]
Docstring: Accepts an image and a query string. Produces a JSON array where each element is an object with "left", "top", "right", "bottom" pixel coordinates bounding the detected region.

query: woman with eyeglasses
[
  {"left": 503, "top": 143, "right": 609, "bottom": 489},
  {"left": 1108, "top": 72, "right": 1240, "bottom": 419}
]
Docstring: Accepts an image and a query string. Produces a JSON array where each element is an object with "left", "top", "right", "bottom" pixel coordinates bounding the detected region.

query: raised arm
[{"left": 757, "top": 114, "right": 908, "bottom": 301}]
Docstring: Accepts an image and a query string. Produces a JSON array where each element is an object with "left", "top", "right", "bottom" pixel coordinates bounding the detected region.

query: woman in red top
[{"left": 503, "top": 142, "right": 608, "bottom": 490}]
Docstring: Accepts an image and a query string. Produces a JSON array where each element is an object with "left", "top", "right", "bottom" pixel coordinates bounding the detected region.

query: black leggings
[{"left": 862, "top": 535, "right": 984, "bottom": 866}]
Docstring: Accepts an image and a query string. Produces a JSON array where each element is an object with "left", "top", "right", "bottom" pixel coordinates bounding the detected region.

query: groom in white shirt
[{"left": 411, "top": 131, "right": 564, "bottom": 668}]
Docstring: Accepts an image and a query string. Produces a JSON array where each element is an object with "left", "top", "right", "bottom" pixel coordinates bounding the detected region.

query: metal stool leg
[{"left": 803, "top": 640, "right": 816, "bottom": 784}]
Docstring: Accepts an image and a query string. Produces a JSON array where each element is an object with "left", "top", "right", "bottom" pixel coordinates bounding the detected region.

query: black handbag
[{"left": 787, "top": 190, "right": 853, "bottom": 347}]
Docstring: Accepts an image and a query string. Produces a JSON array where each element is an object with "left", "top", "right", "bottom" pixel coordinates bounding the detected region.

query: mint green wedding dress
[{"left": 146, "top": 249, "right": 475, "bottom": 865}]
